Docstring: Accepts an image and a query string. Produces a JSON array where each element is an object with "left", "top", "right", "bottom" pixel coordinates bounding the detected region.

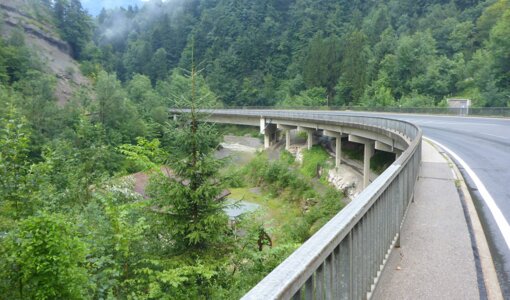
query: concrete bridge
[
  {"left": 171, "top": 109, "right": 508, "bottom": 299},
  {"left": 203, "top": 110, "right": 408, "bottom": 188}
]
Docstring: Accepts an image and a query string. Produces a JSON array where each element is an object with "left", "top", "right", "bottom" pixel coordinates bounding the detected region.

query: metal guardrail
[
  {"left": 220, "top": 106, "right": 510, "bottom": 117},
  {"left": 170, "top": 109, "right": 422, "bottom": 299}
]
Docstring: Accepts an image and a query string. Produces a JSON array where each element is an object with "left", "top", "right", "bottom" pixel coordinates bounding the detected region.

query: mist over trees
[
  {"left": 1, "top": 0, "right": 510, "bottom": 298},
  {"left": 82, "top": 0, "right": 510, "bottom": 108}
]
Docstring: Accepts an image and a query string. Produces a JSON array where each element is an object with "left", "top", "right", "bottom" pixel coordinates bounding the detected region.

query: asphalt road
[
  {"left": 218, "top": 109, "right": 510, "bottom": 294},
  {"left": 322, "top": 111, "right": 510, "bottom": 296}
]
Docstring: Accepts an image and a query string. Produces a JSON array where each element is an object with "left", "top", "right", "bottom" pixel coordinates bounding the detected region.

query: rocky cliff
[{"left": 0, "top": 0, "right": 90, "bottom": 104}]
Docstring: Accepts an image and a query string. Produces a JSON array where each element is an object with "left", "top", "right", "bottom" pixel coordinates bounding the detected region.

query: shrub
[{"left": 300, "top": 146, "right": 331, "bottom": 178}]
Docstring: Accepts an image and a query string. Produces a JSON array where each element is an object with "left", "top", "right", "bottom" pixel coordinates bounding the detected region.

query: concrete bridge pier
[
  {"left": 263, "top": 124, "right": 277, "bottom": 149},
  {"left": 260, "top": 118, "right": 277, "bottom": 149},
  {"left": 298, "top": 126, "right": 316, "bottom": 150},
  {"left": 349, "top": 135, "right": 375, "bottom": 188},
  {"left": 277, "top": 124, "right": 296, "bottom": 150},
  {"left": 324, "top": 130, "right": 344, "bottom": 168}
]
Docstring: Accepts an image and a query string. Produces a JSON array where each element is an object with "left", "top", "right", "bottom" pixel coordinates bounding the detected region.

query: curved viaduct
[
  {"left": 173, "top": 108, "right": 422, "bottom": 299},
  {"left": 171, "top": 109, "right": 509, "bottom": 298}
]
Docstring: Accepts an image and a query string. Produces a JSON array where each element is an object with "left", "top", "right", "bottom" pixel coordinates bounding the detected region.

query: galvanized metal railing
[
  {"left": 222, "top": 106, "right": 510, "bottom": 117},
  {"left": 171, "top": 109, "right": 422, "bottom": 299},
  {"left": 231, "top": 110, "right": 422, "bottom": 300}
]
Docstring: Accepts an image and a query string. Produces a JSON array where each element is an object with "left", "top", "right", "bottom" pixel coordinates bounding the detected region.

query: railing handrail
[
  {"left": 170, "top": 108, "right": 423, "bottom": 299},
  {"left": 178, "top": 106, "right": 510, "bottom": 117}
]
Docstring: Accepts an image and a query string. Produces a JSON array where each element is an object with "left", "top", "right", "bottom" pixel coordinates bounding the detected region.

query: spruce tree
[{"left": 149, "top": 51, "right": 228, "bottom": 253}]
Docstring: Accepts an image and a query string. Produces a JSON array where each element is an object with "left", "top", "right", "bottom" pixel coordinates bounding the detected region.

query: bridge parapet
[{"left": 170, "top": 109, "right": 422, "bottom": 299}]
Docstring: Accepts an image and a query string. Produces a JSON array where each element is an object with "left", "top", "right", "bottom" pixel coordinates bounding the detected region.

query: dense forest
[
  {"left": 0, "top": 0, "right": 509, "bottom": 299},
  {"left": 81, "top": 0, "right": 510, "bottom": 107}
]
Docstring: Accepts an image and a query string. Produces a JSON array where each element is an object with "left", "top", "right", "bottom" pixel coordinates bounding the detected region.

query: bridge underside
[
  {"left": 170, "top": 109, "right": 422, "bottom": 299},
  {"left": 201, "top": 113, "right": 410, "bottom": 189}
]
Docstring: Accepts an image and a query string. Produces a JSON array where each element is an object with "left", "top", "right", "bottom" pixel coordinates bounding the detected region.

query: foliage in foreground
[{"left": 0, "top": 35, "right": 324, "bottom": 298}]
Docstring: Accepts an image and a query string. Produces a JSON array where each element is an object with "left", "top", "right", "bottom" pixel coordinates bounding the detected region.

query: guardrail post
[{"left": 305, "top": 276, "right": 314, "bottom": 299}]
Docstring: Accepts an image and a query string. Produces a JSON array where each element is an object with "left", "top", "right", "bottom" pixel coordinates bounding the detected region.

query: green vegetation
[
  {"left": 1, "top": 213, "right": 89, "bottom": 299},
  {"left": 342, "top": 142, "right": 395, "bottom": 174},
  {"left": 343, "top": 143, "right": 364, "bottom": 161},
  {"left": 240, "top": 151, "right": 345, "bottom": 242},
  {"left": 80, "top": 0, "right": 510, "bottom": 108},
  {"left": 2, "top": 0, "right": 509, "bottom": 297},
  {"left": 371, "top": 151, "right": 396, "bottom": 174},
  {"left": 0, "top": 25, "right": 346, "bottom": 296},
  {"left": 300, "top": 146, "right": 332, "bottom": 178}
]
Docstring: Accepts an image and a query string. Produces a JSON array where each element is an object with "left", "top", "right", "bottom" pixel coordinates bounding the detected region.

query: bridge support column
[
  {"left": 298, "top": 126, "right": 315, "bottom": 150},
  {"left": 278, "top": 124, "right": 295, "bottom": 151},
  {"left": 263, "top": 124, "right": 277, "bottom": 149},
  {"left": 324, "top": 130, "right": 343, "bottom": 168},
  {"left": 349, "top": 135, "right": 375, "bottom": 188},
  {"left": 307, "top": 133, "right": 313, "bottom": 150},
  {"left": 363, "top": 142, "right": 375, "bottom": 188}
]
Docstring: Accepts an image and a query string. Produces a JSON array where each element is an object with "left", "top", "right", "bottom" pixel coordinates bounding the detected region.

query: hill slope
[
  {"left": 92, "top": 0, "right": 510, "bottom": 108},
  {"left": 1, "top": 0, "right": 89, "bottom": 105}
]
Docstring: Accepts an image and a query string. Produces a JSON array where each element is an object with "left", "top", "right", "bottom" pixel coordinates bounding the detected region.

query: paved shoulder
[{"left": 372, "top": 141, "right": 479, "bottom": 299}]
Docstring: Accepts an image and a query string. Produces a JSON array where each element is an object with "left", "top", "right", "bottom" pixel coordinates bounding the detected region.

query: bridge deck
[{"left": 372, "top": 141, "right": 486, "bottom": 299}]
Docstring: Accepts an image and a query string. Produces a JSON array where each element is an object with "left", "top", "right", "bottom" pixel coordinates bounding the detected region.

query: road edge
[{"left": 424, "top": 137, "right": 503, "bottom": 300}]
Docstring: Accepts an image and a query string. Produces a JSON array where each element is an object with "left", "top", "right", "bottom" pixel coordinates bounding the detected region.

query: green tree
[
  {"left": 12, "top": 70, "right": 59, "bottom": 140},
  {"left": 381, "top": 31, "right": 437, "bottom": 98},
  {"left": 93, "top": 71, "right": 146, "bottom": 142},
  {"left": 278, "top": 87, "right": 327, "bottom": 107},
  {"left": 160, "top": 69, "right": 219, "bottom": 108},
  {"left": 81, "top": 183, "right": 150, "bottom": 298},
  {"left": 361, "top": 71, "right": 396, "bottom": 107},
  {"left": 149, "top": 48, "right": 169, "bottom": 83},
  {"left": 0, "top": 213, "right": 89, "bottom": 299},
  {"left": 475, "top": 0, "right": 509, "bottom": 44},
  {"left": 302, "top": 34, "right": 341, "bottom": 98},
  {"left": 54, "top": 0, "right": 93, "bottom": 59},
  {"left": 0, "top": 103, "right": 31, "bottom": 222},
  {"left": 488, "top": 9, "right": 510, "bottom": 92},
  {"left": 148, "top": 60, "right": 229, "bottom": 253},
  {"left": 337, "top": 30, "right": 370, "bottom": 105}
]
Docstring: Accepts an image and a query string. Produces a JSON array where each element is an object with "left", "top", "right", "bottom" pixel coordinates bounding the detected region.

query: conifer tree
[{"left": 149, "top": 49, "right": 228, "bottom": 253}]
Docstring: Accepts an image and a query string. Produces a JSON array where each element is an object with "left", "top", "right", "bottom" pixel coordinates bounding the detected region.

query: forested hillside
[
  {"left": 86, "top": 0, "right": 510, "bottom": 107},
  {"left": 0, "top": 1, "right": 345, "bottom": 298},
  {"left": 1, "top": 0, "right": 509, "bottom": 298}
]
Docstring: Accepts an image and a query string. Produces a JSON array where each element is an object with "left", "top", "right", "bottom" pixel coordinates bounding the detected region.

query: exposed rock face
[
  {"left": 286, "top": 143, "right": 362, "bottom": 200},
  {"left": 327, "top": 167, "right": 362, "bottom": 200},
  {"left": 0, "top": 1, "right": 90, "bottom": 105},
  {"left": 287, "top": 144, "right": 305, "bottom": 163}
]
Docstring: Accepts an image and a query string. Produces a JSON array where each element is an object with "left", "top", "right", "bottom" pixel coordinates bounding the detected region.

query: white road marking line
[{"left": 425, "top": 137, "right": 510, "bottom": 250}]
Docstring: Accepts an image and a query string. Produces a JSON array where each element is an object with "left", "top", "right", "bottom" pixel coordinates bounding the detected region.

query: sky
[{"left": 80, "top": 0, "right": 148, "bottom": 16}]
